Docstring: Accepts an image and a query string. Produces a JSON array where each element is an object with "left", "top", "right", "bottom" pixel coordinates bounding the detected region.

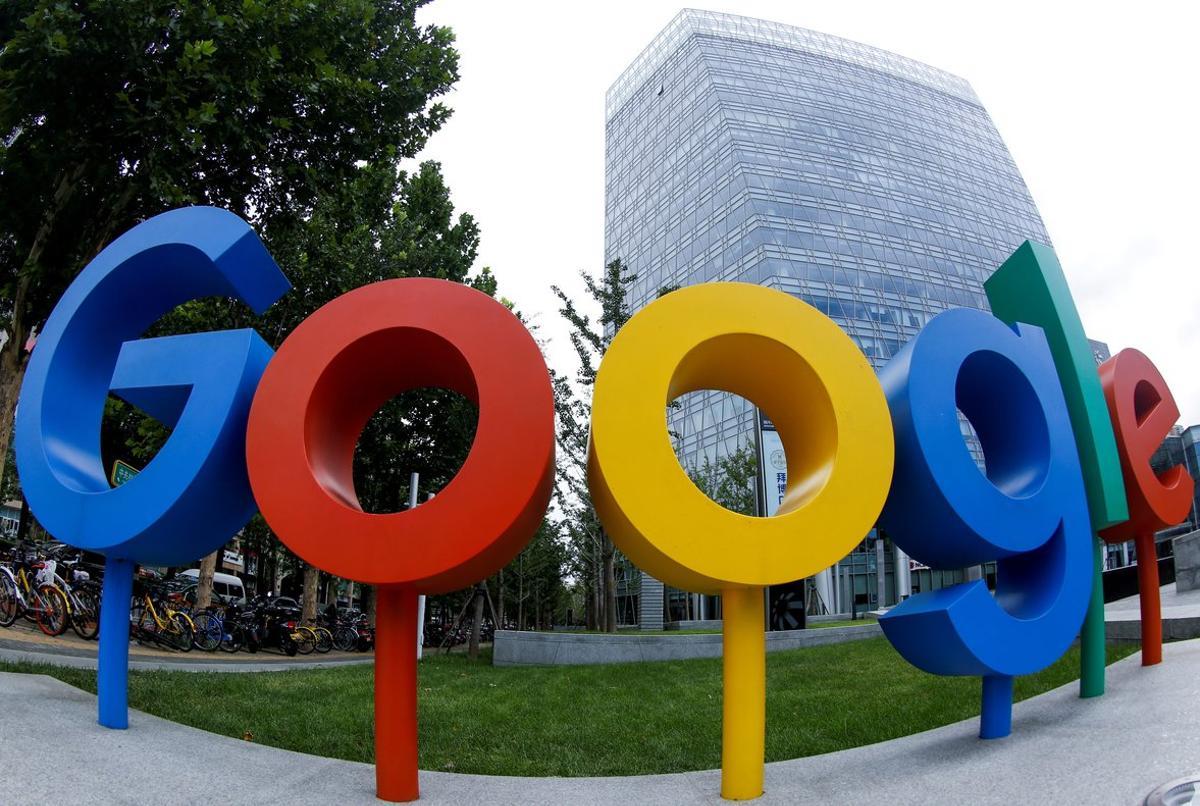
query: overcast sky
[{"left": 413, "top": 1, "right": 1200, "bottom": 426}]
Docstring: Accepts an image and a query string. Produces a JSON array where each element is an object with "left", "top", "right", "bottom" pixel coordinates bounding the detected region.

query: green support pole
[
  {"left": 1079, "top": 538, "right": 1106, "bottom": 697},
  {"left": 985, "top": 242, "right": 1129, "bottom": 699}
]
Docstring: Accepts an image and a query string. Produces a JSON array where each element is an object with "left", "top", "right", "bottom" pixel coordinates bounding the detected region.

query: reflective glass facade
[
  {"left": 605, "top": 10, "right": 1051, "bottom": 468},
  {"left": 1182, "top": 426, "right": 1200, "bottom": 533}
]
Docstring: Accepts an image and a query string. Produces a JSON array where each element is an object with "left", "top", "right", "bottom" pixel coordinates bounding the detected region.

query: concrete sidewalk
[{"left": 3, "top": 640, "right": 1200, "bottom": 805}]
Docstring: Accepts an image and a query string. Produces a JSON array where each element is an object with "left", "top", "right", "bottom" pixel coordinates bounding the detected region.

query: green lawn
[{"left": 1, "top": 638, "right": 1135, "bottom": 777}]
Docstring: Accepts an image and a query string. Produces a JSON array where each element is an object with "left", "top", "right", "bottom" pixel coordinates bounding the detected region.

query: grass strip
[{"left": 0, "top": 637, "right": 1136, "bottom": 776}]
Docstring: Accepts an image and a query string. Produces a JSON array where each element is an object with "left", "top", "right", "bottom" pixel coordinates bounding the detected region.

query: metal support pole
[
  {"left": 832, "top": 562, "right": 840, "bottom": 614},
  {"left": 1136, "top": 532, "right": 1163, "bottom": 666},
  {"left": 97, "top": 556, "right": 134, "bottom": 729},
  {"left": 980, "top": 674, "right": 1014, "bottom": 739},
  {"left": 408, "top": 472, "right": 425, "bottom": 661},
  {"left": 1079, "top": 536, "right": 1107, "bottom": 698},
  {"left": 875, "top": 537, "right": 886, "bottom": 609},
  {"left": 721, "top": 586, "right": 765, "bottom": 800},
  {"left": 376, "top": 585, "right": 420, "bottom": 801},
  {"left": 894, "top": 545, "right": 911, "bottom": 600}
]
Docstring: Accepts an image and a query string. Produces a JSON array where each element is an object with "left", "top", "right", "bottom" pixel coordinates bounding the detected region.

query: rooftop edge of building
[{"left": 605, "top": 8, "right": 979, "bottom": 121}]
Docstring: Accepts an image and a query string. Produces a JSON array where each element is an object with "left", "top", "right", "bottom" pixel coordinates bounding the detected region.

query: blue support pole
[
  {"left": 97, "top": 556, "right": 134, "bottom": 729},
  {"left": 979, "top": 674, "right": 1014, "bottom": 739}
]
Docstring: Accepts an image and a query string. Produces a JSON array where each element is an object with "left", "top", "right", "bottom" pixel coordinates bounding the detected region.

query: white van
[{"left": 179, "top": 569, "right": 246, "bottom": 605}]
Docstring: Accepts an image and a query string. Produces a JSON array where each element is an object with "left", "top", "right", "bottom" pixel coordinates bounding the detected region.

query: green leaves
[
  {"left": 0, "top": 0, "right": 462, "bottom": 329},
  {"left": 186, "top": 101, "right": 218, "bottom": 125},
  {"left": 0, "top": 0, "right": 467, "bottom": 522},
  {"left": 183, "top": 38, "right": 218, "bottom": 60}
]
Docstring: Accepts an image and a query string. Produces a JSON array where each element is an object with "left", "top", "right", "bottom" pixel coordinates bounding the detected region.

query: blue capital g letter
[
  {"left": 877, "top": 308, "right": 1092, "bottom": 739},
  {"left": 14, "top": 207, "right": 289, "bottom": 728}
]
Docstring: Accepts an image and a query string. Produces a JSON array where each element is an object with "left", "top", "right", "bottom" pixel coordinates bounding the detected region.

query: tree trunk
[
  {"left": 0, "top": 321, "right": 30, "bottom": 496},
  {"left": 365, "top": 585, "right": 376, "bottom": 628},
  {"left": 593, "top": 547, "right": 603, "bottom": 630},
  {"left": 602, "top": 535, "right": 617, "bottom": 633},
  {"left": 301, "top": 563, "right": 319, "bottom": 623},
  {"left": 194, "top": 550, "right": 220, "bottom": 610},
  {"left": 346, "top": 580, "right": 356, "bottom": 609},
  {"left": 260, "top": 543, "right": 275, "bottom": 597},
  {"left": 467, "top": 586, "right": 485, "bottom": 659},
  {"left": 497, "top": 568, "right": 505, "bottom": 629},
  {"left": 517, "top": 568, "right": 525, "bottom": 631},
  {"left": 585, "top": 578, "right": 596, "bottom": 630}
]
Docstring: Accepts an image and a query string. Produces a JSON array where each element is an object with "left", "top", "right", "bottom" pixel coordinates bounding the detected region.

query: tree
[
  {"left": 686, "top": 444, "right": 759, "bottom": 517},
  {"left": 551, "top": 259, "right": 637, "bottom": 632},
  {"left": 0, "top": 0, "right": 459, "bottom": 493},
  {"left": 496, "top": 519, "right": 567, "bottom": 630}
]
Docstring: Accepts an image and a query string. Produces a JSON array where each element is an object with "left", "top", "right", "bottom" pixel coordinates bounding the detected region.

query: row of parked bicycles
[
  {"left": 0, "top": 541, "right": 375, "bottom": 656},
  {"left": 0, "top": 540, "right": 101, "bottom": 638},
  {"left": 135, "top": 582, "right": 376, "bottom": 656}
]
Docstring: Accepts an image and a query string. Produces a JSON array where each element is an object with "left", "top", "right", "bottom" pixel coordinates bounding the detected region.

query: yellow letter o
[{"left": 588, "top": 282, "right": 894, "bottom": 593}]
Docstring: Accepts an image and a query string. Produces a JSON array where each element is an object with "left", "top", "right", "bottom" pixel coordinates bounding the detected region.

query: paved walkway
[{"left": 3, "top": 639, "right": 1199, "bottom": 805}]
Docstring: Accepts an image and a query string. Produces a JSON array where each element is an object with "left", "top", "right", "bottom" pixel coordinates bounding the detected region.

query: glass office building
[
  {"left": 1182, "top": 426, "right": 1200, "bottom": 533},
  {"left": 605, "top": 11, "right": 1052, "bottom": 620}
]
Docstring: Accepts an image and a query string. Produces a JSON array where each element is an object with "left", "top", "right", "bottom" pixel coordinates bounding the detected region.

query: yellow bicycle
[
  {"left": 296, "top": 622, "right": 334, "bottom": 654},
  {"left": 131, "top": 583, "right": 195, "bottom": 652}
]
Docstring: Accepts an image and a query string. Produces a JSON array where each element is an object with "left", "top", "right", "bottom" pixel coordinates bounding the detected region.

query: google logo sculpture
[{"left": 14, "top": 207, "right": 1194, "bottom": 802}]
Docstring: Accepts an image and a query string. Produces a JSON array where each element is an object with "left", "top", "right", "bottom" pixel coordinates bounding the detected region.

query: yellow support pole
[{"left": 721, "top": 586, "right": 765, "bottom": 800}]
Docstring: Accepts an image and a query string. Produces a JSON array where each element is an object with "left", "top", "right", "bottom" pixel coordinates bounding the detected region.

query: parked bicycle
[
  {"left": 0, "top": 541, "right": 70, "bottom": 636},
  {"left": 191, "top": 591, "right": 236, "bottom": 652},
  {"left": 328, "top": 607, "right": 374, "bottom": 652},
  {"left": 45, "top": 544, "right": 101, "bottom": 640},
  {"left": 131, "top": 578, "right": 195, "bottom": 652}
]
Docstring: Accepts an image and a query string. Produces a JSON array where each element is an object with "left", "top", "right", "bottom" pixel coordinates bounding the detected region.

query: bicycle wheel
[
  {"left": 313, "top": 626, "right": 333, "bottom": 654},
  {"left": 333, "top": 626, "right": 356, "bottom": 652},
  {"left": 136, "top": 607, "right": 160, "bottom": 644},
  {"left": 191, "top": 612, "right": 222, "bottom": 652},
  {"left": 219, "top": 623, "right": 242, "bottom": 653},
  {"left": 293, "top": 627, "right": 315, "bottom": 655},
  {"left": 70, "top": 588, "right": 100, "bottom": 640},
  {"left": 0, "top": 574, "right": 19, "bottom": 628},
  {"left": 169, "top": 613, "right": 195, "bottom": 652},
  {"left": 34, "top": 585, "right": 69, "bottom": 636}
]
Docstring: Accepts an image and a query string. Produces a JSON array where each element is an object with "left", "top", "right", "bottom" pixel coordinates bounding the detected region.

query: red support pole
[
  {"left": 1135, "top": 532, "right": 1162, "bottom": 666},
  {"left": 375, "top": 585, "right": 420, "bottom": 801}
]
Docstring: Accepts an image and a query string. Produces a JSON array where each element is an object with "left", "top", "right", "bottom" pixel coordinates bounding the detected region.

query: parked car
[{"left": 177, "top": 569, "right": 246, "bottom": 605}]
